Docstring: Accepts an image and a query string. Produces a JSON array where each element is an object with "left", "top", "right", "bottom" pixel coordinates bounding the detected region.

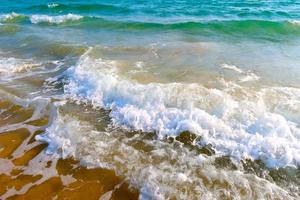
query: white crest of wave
[
  {"left": 239, "top": 72, "right": 260, "bottom": 82},
  {"left": 0, "top": 57, "right": 39, "bottom": 75},
  {"left": 30, "top": 14, "right": 83, "bottom": 24},
  {"left": 47, "top": 3, "right": 59, "bottom": 8},
  {"left": 220, "top": 63, "right": 244, "bottom": 73},
  {"left": 288, "top": 20, "right": 300, "bottom": 25},
  {"left": 220, "top": 63, "right": 260, "bottom": 82},
  {"left": 0, "top": 12, "right": 21, "bottom": 22},
  {"left": 62, "top": 49, "right": 300, "bottom": 168}
]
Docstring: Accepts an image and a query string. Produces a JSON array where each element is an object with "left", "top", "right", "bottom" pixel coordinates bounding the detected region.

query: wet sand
[{"left": 0, "top": 100, "right": 139, "bottom": 200}]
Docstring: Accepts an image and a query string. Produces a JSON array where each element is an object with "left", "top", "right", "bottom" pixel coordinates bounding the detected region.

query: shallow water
[
  {"left": 0, "top": 0, "right": 300, "bottom": 199},
  {"left": 0, "top": 98, "right": 138, "bottom": 199}
]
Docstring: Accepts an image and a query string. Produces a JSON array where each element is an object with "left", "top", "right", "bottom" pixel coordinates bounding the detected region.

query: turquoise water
[
  {"left": 1, "top": 0, "right": 300, "bottom": 40},
  {"left": 0, "top": 1, "right": 300, "bottom": 199}
]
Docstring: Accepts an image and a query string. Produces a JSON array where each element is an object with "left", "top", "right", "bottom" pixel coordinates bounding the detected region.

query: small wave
[
  {"left": 73, "top": 18, "right": 300, "bottom": 35},
  {"left": 30, "top": 14, "right": 83, "bottom": 24},
  {"left": 1, "top": 13, "right": 300, "bottom": 39},
  {"left": 0, "top": 12, "right": 25, "bottom": 23},
  {"left": 239, "top": 72, "right": 260, "bottom": 82},
  {"left": 0, "top": 57, "right": 39, "bottom": 75},
  {"left": 47, "top": 3, "right": 59, "bottom": 8},
  {"left": 288, "top": 20, "right": 300, "bottom": 25},
  {"left": 0, "top": 12, "right": 19, "bottom": 20},
  {"left": 220, "top": 64, "right": 260, "bottom": 82},
  {"left": 220, "top": 64, "right": 244, "bottom": 73},
  {"left": 31, "top": 18, "right": 300, "bottom": 40}
]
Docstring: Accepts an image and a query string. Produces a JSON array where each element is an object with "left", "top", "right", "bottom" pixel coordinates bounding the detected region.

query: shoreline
[{"left": 0, "top": 99, "right": 138, "bottom": 199}]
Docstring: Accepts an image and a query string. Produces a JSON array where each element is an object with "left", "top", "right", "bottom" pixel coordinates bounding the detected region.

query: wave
[
  {"left": 0, "top": 12, "right": 26, "bottom": 23},
  {"left": 0, "top": 56, "right": 39, "bottom": 75},
  {"left": 0, "top": 13, "right": 83, "bottom": 24},
  {"left": 220, "top": 64, "right": 244, "bottom": 73},
  {"left": 288, "top": 20, "right": 300, "bottom": 25},
  {"left": 37, "top": 110, "right": 295, "bottom": 199},
  {"left": 220, "top": 64, "right": 260, "bottom": 82},
  {"left": 1, "top": 13, "right": 300, "bottom": 38},
  {"left": 30, "top": 14, "right": 83, "bottom": 24},
  {"left": 59, "top": 18, "right": 300, "bottom": 38},
  {"left": 47, "top": 3, "right": 59, "bottom": 8},
  {"left": 58, "top": 48, "right": 300, "bottom": 168}
]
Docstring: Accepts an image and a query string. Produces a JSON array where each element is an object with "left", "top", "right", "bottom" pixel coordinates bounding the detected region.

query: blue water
[
  {"left": 1, "top": 0, "right": 300, "bottom": 19},
  {"left": 1, "top": 1, "right": 300, "bottom": 39}
]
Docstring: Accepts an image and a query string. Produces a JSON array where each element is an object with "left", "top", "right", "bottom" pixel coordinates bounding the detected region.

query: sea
[{"left": 0, "top": 0, "right": 300, "bottom": 199}]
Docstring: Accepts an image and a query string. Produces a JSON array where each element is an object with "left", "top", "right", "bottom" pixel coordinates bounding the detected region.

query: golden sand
[{"left": 0, "top": 100, "right": 138, "bottom": 200}]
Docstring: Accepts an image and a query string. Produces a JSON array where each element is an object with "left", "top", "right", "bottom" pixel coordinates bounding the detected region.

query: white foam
[
  {"left": 47, "top": 3, "right": 59, "bottom": 8},
  {"left": 0, "top": 57, "right": 39, "bottom": 75},
  {"left": 220, "top": 63, "right": 244, "bottom": 73},
  {"left": 135, "top": 61, "right": 144, "bottom": 69},
  {"left": 37, "top": 112, "right": 294, "bottom": 199},
  {"left": 220, "top": 63, "right": 260, "bottom": 82},
  {"left": 0, "top": 12, "right": 21, "bottom": 22},
  {"left": 61, "top": 50, "right": 300, "bottom": 168},
  {"left": 239, "top": 72, "right": 260, "bottom": 82},
  {"left": 288, "top": 20, "right": 300, "bottom": 25},
  {"left": 30, "top": 14, "right": 83, "bottom": 24}
]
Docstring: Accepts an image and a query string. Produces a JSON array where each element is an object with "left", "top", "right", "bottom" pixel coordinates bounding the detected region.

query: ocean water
[{"left": 0, "top": 0, "right": 300, "bottom": 199}]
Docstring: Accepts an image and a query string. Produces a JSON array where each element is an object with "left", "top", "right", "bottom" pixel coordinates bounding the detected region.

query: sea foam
[
  {"left": 220, "top": 63, "right": 244, "bottom": 73},
  {"left": 0, "top": 12, "right": 23, "bottom": 22},
  {"left": 30, "top": 14, "right": 83, "bottom": 24},
  {"left": 288, "top": 20, "right": 300, "bottom": 25},
  {"left": 0, "top": 57, "right": 38, "bottom": 75},
  {"left": 60, "top": 49, "right": 300, "bottom": 168},
  {"left": 47, "top": 3, "right": 59, "bottom": 8},
  {"left": 220, "top": 63, "right": 260, "bottom": 82},
  {"left": 37, "top": 111, "right": 295, "bottom": 200}
]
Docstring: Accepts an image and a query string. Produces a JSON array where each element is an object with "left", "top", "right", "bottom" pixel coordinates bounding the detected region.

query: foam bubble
[
  {"left": 30, "top": 14, "right": 83, "bottom": 24},
  {"left": 220, "top": 64, "right": 244, "bottom": 73},
  {"left": 37, "top": 112, "right": 294, "bottom": 199},
  {"left": 47, "top": 3, "right": 59, "bottom": 8},
  {"left": 0, "top": 12, "right": 22, "bottom": 22},
  {"left": 220, "top": 63, "right": 260, "bottom": 82},
  {"left": 0, "top": 57, "right": 39, "bottom": 75},
  {"left": 239, "top": 72, "right": 260, "bottom": 82},
  {"left": 62, "top": 50, "right": 300, "bottom": 168},
  {"left": 288, "top": 20, "right": 300, "bottom": 25}
]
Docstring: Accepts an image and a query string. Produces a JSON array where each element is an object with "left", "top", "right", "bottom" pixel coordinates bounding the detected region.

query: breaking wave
[
  {"left": 0, "top": 13, "right": 300, "bottom": 39},
  {"left": 56, "top": 49, "right": 300, "bottom": 169}
]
